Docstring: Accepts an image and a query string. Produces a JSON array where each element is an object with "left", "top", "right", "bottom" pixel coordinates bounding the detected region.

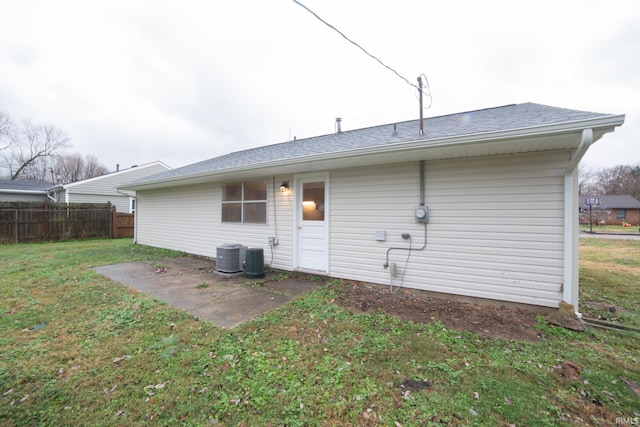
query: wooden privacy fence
[
  {"left": 0, "top": 201, "right": 134, "bottom": 243},
  {"left": 113, "top": 212, "right": 135, "bottom": 239}
]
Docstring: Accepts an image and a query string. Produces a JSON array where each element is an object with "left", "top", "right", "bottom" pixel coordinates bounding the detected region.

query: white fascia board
[
  {"left": 0, "top": 189, "right": 48, "bottom": 195},
  {"left": 123, "top": 115, "right": 625, "bottom": 192}
]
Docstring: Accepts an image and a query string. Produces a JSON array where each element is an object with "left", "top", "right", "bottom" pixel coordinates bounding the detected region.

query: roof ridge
[
  {"left": 122, "top": 102, "right": 624, "bottom": 189},
  {"left": 275, "top": 103, "right": 524, "bottom": 144}
]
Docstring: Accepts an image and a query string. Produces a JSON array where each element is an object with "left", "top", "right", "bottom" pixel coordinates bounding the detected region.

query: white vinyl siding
[
  {"left": 63, "top": 163, "right": 170, "bottom": 212},
  {"left": 135, "top": 178, "right": 294, "bottom": 270},
  {"left": 329, "top": 151, "right": 568, "bottom": 307},
  {"left": 135, "top": 152, "right": 569, "bottom": 308},
  {"left": 135, "top": 183, "right": 218, "bottom": 256},
  {"left": 66, "top": 192, "right": 128, "bottom": 211},
  {"left": 329, "top": 164, "right": 421, "bottom": 283},
  {"left": 0, "top": 193, "right": 46, "bottom": 202}
]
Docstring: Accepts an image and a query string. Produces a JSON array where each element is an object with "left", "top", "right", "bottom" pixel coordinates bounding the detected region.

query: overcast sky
[{"left": 1, "top": 0, "right": 638, "bottom": 173}]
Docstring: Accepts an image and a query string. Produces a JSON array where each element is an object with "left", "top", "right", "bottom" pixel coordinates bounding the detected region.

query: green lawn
[
  {"left": 580, "top": 224, "right": 640, "bottom": 233},
  {"left": 1, "top": 239, "right": 638, "bottom": 426},
  {"left": 579, "top": 238, "right": 640, "bottom": 328}
]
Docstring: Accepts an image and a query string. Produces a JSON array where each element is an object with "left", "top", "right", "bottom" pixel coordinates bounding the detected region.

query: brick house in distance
[{"left": 579, "top": 195, "right": 640, "bottom": 226}]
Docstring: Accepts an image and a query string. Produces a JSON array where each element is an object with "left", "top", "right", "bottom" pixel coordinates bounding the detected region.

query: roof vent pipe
[{"left": 336, "top": 117, "right": 342, "bottom": 133}]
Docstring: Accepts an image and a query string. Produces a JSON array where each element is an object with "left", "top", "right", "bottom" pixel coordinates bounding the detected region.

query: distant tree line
[
  {"left": 580, "top": 163, "right": 640, "bottom": 200},
  {"left": 0, "top": 111, "right": 109, "bottom": 184}
]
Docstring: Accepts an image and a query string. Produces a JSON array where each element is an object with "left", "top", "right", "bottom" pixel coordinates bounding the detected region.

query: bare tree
[
  {"left": 83, "top": 154, "right": 109, "bottom": 179},
  {"left": 52, "top": 152, "right": 84, "bottom": 183},
  {"left": 1, "top": 120, "right": 70, "bottom": 180},
  {"left": 52, "top": 152, "right": 110, "bottom": 184},
  {"left": 585, "top": 164, "right": 640, "bottom": 200},
  {"left": 0, "top": 111, "right": 13, "bottom": 152},
  {"left": 578, "top": 163, "right": 598, "bottom": 196}
]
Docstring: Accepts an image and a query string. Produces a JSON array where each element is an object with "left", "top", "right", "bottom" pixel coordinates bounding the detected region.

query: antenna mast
[{"left": 418, "top": 76, "right": 424, "bottom": 136}]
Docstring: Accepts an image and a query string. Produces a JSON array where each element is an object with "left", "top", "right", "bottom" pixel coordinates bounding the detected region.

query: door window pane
[{"left": 302, "top": 181, "right": 324, "bottom": 221}]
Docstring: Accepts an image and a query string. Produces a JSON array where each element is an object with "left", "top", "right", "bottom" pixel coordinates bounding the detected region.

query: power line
[{"left": 292, "top": 0, "right": 418, "bottom": 91}]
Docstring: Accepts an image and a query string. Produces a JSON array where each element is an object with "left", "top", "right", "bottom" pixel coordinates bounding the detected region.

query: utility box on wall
[{"left": 415, "top": 206, "right": 429, "bottom": 222}]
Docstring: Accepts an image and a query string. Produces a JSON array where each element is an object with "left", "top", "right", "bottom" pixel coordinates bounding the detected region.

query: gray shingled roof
[
  {"left": 580, "top": 195, "right": 640, "bottom": 209},
  {"left": 130, "top": 102, "right": 620, "bottom": 186},
  {"left": 0, "top": 180, "right": 51, "bottom": 192}
]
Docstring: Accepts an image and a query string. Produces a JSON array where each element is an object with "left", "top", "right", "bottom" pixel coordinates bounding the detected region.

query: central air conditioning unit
[{"left": 216, "top": 243, "right": 247, "bottom": 273}]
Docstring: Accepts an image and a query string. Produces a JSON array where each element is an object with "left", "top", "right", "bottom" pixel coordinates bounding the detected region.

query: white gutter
[
  {"left": 565, "top": 128, "right": 593, "bottom": 175},
  {"left": 1, "top": 189, "right": 48, "bottom": 195},
  {"left": 562, "top": 128, "right": 593, "bottom": 314},
  {"left": 46, "top": 185, "right": 63, "bottom": 202}
]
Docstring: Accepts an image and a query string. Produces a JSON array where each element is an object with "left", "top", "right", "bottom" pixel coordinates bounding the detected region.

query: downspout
[
  {"left": 132, "top": 198, "right": 137, "bottom": 243},
  {"left": 563, "top": 128, "right": 593, "bottom": 315},
  {"left": 566, "top": 128, "right": 593, "bottom": 174}
]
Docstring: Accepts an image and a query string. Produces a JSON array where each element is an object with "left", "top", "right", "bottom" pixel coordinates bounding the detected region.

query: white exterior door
[{"left": 295, "top": 174, "right": 328, "bottom": 272}]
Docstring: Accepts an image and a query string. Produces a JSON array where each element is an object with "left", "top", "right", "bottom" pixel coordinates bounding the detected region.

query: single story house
[
  {"left": 50, "top": 161, "right": 171, "bottom": 213},
  {"left": 0, "top": 180, "right": 51, "bottom": 202},
  {"left": 121, "top": 103, "right": 625, "bottom": 312},
  {"left": 579, "top": 194, "right": 640, "bottom": 226}
]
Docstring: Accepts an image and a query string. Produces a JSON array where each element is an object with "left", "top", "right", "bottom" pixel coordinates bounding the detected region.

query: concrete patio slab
[{"left": 92, "top": 257, "right": 323, "bottom": 328}]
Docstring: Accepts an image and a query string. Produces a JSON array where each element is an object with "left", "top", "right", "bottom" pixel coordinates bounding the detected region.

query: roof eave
[
  {"left": 123, "top": 114, "right": 625, "bottom": 191},
  {"left": 63, "top": 161, "right": 171, "bottom": 189}
]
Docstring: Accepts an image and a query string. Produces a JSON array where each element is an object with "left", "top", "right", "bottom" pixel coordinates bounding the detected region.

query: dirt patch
[
  {"left": 97, "top": 256, "right": 546, "bottom": 339},
  {"left": 336, "top": 281, "right": 544, "bottom": 342},
  {"left": 583, "top": 301, "right": 619, "bottom": 313}
]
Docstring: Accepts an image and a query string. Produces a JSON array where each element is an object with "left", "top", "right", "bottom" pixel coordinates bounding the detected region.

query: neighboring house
[
  {"left": 50, "top": 161, "right": 171, "bottom": 212},
  {"left": 121, "top": 103, "right": 625, "bottom": 313},
  {"left": 579, "top": 195, "right": 640, "bottom": 226},
  {"left": 0, "top": 180, "right": 51, "bottom": 202}
]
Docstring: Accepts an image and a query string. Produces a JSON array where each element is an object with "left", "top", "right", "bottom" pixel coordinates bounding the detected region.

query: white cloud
[{"left": 0, "top": 0, "right": 638, "bottom": 171}]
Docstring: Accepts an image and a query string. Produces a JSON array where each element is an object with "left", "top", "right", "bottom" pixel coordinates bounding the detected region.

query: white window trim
[{"left": 221, "top": 181, "right": 267, "bottom": 224}]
